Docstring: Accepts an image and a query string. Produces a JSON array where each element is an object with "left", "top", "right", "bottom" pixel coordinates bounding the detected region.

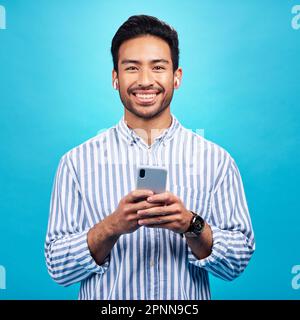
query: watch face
[
  {"left": 192, "top": 216, "right": 204, "bottom": 234},
  {"left": 184, "top": 213, "right": 205, "bottom": 237}
]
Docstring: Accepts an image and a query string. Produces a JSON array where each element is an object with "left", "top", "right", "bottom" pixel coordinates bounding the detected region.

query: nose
[{"left": 137, "top": 69, "right": 154, "bottom": 87}]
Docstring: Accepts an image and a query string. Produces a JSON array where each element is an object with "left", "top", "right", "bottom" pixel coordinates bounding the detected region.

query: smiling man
[
  {"left": 113, "top": 27, "right": 182, "bottom": 145},
  {"left": 45, "top": 15, "right": 255, "bottom": 300}
]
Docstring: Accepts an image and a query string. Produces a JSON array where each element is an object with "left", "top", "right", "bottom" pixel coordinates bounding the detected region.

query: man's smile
[{"left": 130, "top": 89, "right": 162, "bottom": 105}]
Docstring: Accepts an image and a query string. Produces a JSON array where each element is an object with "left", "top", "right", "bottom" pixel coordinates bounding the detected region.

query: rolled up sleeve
[
  {"left": 45, "top": 155, "right": 109, "bottom": 287},
  {"left": 188, "top": 156, "right": 255, "bottom": 281}
]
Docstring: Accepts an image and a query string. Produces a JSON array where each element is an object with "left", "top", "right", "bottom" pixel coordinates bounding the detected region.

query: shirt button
[{"left": 150, "top": 260, "right": 154, "bottom": 267}]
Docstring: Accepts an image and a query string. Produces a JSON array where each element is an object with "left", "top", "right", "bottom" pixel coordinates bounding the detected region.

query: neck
[{"left": 124, "top": 108, "right": 172, "bottom": 146}]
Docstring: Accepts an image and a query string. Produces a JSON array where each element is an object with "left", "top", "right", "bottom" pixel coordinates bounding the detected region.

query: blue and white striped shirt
[{"left": 45, "top": 114, "right": 255, "bottom": 300}]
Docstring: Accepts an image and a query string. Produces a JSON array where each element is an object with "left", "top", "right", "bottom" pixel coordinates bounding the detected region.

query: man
[{"left": 45, "top": 15, "right": 255, "bottom": 300}]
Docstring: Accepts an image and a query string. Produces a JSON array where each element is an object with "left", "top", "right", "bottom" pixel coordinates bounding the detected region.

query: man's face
[{"left": 113, "top": 35, "right": 182, "bottom": 120}]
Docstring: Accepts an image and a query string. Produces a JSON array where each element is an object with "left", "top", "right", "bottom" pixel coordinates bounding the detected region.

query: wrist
[
  {"left": 184, "top": 211, "right": 195, "bottom": 233},
  {"left": 91, "top": 215, "right": 121, "bottom": 242},
  {"left": 101, "top": 215, "right": 121, "bottom": 239}
]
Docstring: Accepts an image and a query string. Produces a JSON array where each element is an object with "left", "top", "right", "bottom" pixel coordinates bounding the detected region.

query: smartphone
[{"left": 136, "top": 165, "right": 168, "bottom": 194}]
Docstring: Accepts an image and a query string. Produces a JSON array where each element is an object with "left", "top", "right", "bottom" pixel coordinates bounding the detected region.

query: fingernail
[{"left": 147, "top": 197, "right": 152, "bottom": 202}]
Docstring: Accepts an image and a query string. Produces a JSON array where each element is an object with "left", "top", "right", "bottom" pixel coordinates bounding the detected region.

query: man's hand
[
  {"left": 88, "top": 189, "right": 166, "bottom": 265},
  {"left": 136, "top": 191, "right": 194, "bottom": 234},
  {"left": 105, "top": 189, "right": 166, "bottom": 237}
]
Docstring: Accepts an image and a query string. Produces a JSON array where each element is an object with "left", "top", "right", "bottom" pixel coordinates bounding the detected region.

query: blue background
[{"left": 0, "top": 1, "right": 299, "bottom": 299}]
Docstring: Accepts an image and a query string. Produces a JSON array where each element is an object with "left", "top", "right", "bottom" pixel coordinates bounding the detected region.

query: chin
[{"left": 129, "top": 105, "right": 167, "bottom": 119}]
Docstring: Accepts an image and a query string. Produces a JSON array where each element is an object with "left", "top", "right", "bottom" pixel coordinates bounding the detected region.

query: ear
[
  {"left": 174, "top": 67, "right": 183, "bottom": 89},
  {"left": 112, "top": 69, "right": 119, "bottom": 90}
]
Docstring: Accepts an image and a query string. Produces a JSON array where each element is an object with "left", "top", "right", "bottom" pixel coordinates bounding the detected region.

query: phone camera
[{"left": 139, "top": 169, "right": 145, "bottom": 178}]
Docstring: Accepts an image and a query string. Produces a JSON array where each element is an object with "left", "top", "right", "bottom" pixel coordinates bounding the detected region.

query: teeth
[{"left": 135, "top": 93, "right": 157, "bottom": 99}]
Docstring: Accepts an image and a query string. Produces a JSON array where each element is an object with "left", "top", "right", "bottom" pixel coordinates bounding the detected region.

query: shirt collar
[{"left": 116, "top": 114, "right": 181, "bottom": 147}]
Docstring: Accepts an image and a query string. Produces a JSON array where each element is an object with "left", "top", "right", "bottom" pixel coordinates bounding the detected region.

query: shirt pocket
[{"left": 171, "top": 185, "right": 212, "bottom": 221}]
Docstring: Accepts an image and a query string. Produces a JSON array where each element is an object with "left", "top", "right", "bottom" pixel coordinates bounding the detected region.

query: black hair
[{"left": 111, "top": 15, "right": 179, "bottom": 73}]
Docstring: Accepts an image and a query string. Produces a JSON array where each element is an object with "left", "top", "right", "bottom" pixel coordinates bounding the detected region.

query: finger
[
  {"left": 137, "top": 203, "right": 179, "bottom": 218},
  {"left": 130, "top": 200, "right": 165, "bottom": 212},
  {"left": 138, "top": 214, "right": 179, "bottom": 226},
  {"left": 143, "top": 222, "right": 174, "bottom": 229},
  {"left": 146, "top": 191, "right": 177, "bottom": 205},
  {"left": 126, "top": 189, "right": 154, "bottom": 203}
]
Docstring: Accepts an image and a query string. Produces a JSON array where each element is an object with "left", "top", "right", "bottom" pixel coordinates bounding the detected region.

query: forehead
[{"left": 118, "top": 35, "right": 172, "bottom": 62}]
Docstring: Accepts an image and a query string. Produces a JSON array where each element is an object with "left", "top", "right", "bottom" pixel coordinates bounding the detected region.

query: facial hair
[{"left": 118, "top": 85, "right": 174, "bottom": 120}]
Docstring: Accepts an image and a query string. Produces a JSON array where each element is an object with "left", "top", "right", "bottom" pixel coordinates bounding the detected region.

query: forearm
[
  {"left": 87, "top": 215, "right": 120, "bottom": 266},
  {"left": 185, "top": 222, "right": 213, "bottom": 260}
]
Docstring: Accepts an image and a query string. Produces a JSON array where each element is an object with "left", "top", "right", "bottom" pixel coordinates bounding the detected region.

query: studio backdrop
[{"left": 0, "top": 1, "right": 299, "bottom": 299}]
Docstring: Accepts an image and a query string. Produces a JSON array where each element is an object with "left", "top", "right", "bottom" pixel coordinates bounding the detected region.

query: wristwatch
[{"left": 183, "top": 211, "right": 205, "bottom": 238}]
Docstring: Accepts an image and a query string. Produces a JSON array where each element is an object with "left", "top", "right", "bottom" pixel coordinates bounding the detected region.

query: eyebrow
[{"left": 121, "top": 59, "right": 170, "bottom": 65}]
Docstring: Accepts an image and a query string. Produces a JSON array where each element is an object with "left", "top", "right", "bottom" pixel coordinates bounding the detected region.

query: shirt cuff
[
  {"left": 187, "top": 225, "right": 228, "bottom": 268},
  {"left": 72, "top": 229, "right": 110, "bottom": 275}
]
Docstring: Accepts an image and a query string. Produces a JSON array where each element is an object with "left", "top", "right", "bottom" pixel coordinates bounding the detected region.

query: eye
[
  {"left": 125, "top": 66, "right": 138, "bottom": 71},
  {"left": 153, "top": 66, "right": 165, "bottom": 70}
]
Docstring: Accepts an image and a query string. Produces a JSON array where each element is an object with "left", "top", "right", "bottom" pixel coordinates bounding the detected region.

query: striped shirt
[{"left": 45, "top": 114, "right": 255, "bottom": 300}]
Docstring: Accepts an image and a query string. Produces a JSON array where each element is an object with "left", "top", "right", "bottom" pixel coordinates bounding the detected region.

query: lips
[{"left": 131, "top": 90, "right": 161, "bottom": 105}]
